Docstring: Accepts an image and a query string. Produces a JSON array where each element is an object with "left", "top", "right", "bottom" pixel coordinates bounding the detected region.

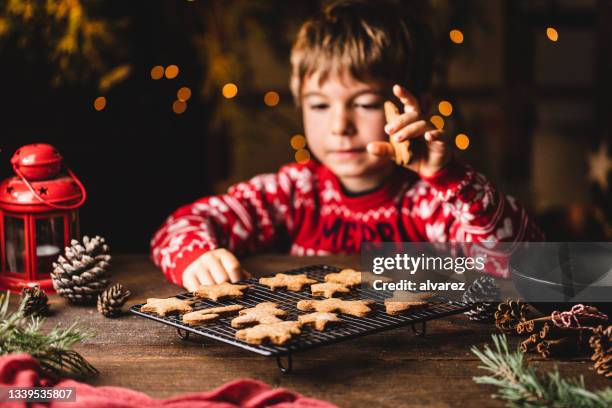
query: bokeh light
[
  {"left": 150, "top": 65, "right": 164, "bottom": 80},
  {"left": 165, "top": 65, "right": 179, "bottom": 79},
  {"left": 290, "top": 134, "right": 306, "bottom": 150},
  {"left": 93, "top": 96, "right": 106, "bottom": 111},
  {"left": 546, "top": 27, "right": 559, "bottom": 42},
  {"left": 455, "top": 133, "right": 470, "bottom": 150},
  {"left": 430, "top": 115, "right": 445, "bottom": 130},
  {"left": 222, "top": 83, "right": 238, "bottom": 99},
  {"left": 295, "top": 149, "right": 310, "bottom": 164},
  {"left": 264, "top": 91, "right": 280, "bottom": 107},
  {"left": 177, "top": 86, "right": 192, "bottom": 102},
  {"left": 450, "top": 29, "right": 464, "bottom": 44},
  {"left": 173, "top": 100, "right": 187, "bottom": 114},
  {"left": 438, "top": 100, "right": 453, "bottom": 117}
]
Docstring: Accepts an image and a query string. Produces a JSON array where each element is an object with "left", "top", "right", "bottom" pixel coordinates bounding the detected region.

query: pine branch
[
  {"left": 472, "top": 334, "right": 612, "bottom": 408},
  {"left": 0, "top": 291, "right": 97, "bottom": 380}
]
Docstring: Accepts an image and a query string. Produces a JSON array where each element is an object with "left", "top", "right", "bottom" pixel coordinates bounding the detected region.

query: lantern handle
[{"left": 12, "top": 165, "right": 87, "bottom": 210}]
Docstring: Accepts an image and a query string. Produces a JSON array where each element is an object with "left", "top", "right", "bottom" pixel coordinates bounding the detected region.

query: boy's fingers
[
  {"left": 367, "top": 141, "right": 395, "bottom": 158},
  {"left": 207, "top": 255, "right": 230, "bottom": 284},
  {"left": 425, "top": 129, "right": 448, "bottom": 143},
  {"left": 391, "top": 120, "right": 430, "bottom": 142},
  {"left": 196, "top": 269, "right": 215, "bottom": 286},
  {"left": 183, "top": 270, "right": 199, "bottom": 292},
  {"left": 393, "top": 84, "right": 420, "bottom": 115},
  {"left": 219, "top": 252, "right": 243, "bottom": 283},
  {"left": 384, "top": 110, "right": 420, "bottom": 135}
]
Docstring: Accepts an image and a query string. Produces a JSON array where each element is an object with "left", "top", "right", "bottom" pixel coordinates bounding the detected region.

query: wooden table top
[{"left": 32, "top": 255, "right": 609, "bottom": 408}]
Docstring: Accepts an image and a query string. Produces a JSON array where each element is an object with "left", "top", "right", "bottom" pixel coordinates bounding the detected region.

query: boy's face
[{"left": 301, "top": 71, "right": 394, "bottom": 191}]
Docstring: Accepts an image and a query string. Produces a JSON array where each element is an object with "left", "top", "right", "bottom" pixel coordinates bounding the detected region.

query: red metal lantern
[{"left": 0, "top": 144, "right": 86, "bottom": 293}]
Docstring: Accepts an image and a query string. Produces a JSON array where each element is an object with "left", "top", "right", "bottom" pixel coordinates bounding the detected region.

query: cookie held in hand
[
  {"left": 259, "top": 273, "right": 317, "bottom": 292},
  {"left": 231, "top": 302, "right": 287, "bottom": 328},
  {"left": 297, "top": 298, "right": 374, "bottom": 317},
  {"left": 193, "top": 282, "right": 249, "bottom": 301},
  {"left": 298, "top": 312, "right": 342, "bottom": 331},
  {"left": 385, "top": 101, "right": 412, "bottom": 166},
  {"left": 235, "top": 321, "right": 302, "bottom": 345},
  {"left": 140, "top": 297, "right": 194, "bottom": 317}
]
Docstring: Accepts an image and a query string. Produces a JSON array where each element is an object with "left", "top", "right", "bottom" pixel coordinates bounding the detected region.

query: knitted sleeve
[
  {"left": 415, "top": 161, "right": 544, "bottom": 278},
  {"left": 150, "top": 164, "right": 304, "bottom": 285}
]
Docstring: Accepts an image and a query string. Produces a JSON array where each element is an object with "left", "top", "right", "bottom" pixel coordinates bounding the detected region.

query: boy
[{"left": 151, "top": 0, "right": 543, "bottom": 290}]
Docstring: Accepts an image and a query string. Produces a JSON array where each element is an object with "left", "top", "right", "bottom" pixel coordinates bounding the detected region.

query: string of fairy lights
[{"left": 92, "top": 26, "right": 561, "bottom": 164}]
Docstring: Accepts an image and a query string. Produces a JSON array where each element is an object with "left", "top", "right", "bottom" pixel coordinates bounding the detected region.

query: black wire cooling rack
[{"left": 130, "top": 264, "right": 470, "bottom": 373}]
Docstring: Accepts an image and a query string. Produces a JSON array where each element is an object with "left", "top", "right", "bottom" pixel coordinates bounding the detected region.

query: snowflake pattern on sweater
[{"left": 151, "top": 160, "right": 544, "bottom": 285}]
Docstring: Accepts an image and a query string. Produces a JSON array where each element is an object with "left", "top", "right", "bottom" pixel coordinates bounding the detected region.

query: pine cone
[
  {"left": 462, "top": 276, "right": 500, "bottom": 322},
  {"left": 495, "top": 299, "right": 529, "bottom": 334},
  {"left": 51, "top": 236, "right": 111, "bottom": 304},
  {"left": 21, "top": 286, "right": 50, "bottom": 316},
  {"left": 589, "top": 325, "right": 611, "bottom": 378},
  {"left": 97, "top": 283, "right": 131, "bottom": 318}
]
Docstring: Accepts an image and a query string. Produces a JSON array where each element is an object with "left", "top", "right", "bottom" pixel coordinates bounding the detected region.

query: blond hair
[{"left": 290, "top": 0, "right": 434, "bottom": 106}]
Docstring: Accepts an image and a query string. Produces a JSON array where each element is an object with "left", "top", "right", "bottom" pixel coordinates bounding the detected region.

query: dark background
[
  {"left": 1, "top": 0, "right": 610, "bottom": 254},
  {"left": 0, "top": 1, "right": 215, "bottom": 252}
]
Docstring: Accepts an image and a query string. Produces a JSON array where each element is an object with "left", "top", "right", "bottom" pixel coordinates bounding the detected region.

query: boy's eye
[
  {"left": 309, "top": 103, "right": 329, "bottom": 110},
  {"left": 354, "top": 103, "right": 382, "bottom": 110}
]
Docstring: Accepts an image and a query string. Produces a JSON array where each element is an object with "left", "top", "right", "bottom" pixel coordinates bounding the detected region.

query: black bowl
[
  {"left": 511, "top": 268, "right": 612, "bottom": 315},
  {"left": 510, "top": 243, "right": 612, "bottom": 316}
]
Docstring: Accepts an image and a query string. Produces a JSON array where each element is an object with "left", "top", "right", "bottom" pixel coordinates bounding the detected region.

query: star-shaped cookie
[
  {"left": 384, "top": 300, "right": 429, "bottom": 315},
  {"left": 298, "top": 312, "right": 342, "bottom": 331},
  {"left": 311, "top": 282, "right": 350, "bottom": 298},
  {"left": 235, "top": 321, "right": 302, "bottom": 345},
  {"left": 182, "top": 304, "right": 244, "bottom": 326},
  {"left": 297, "top": 298, "right": 374, "bottom": 317},
  {"left": 324, "top": 269, "right": 361, "bottom": 287},
  {"left": 259, "top": 273, "right": 317, "bottom": 291},
  {"left": 384, "top": 291, "right": 434, "bottom": 315},
  {"left": 231, "top": 302, "right": 287, "bottom": 328},
  {"left": 193, "top": 282, "right": 249, "bottom": 301},
  {"left": 140, "top": 297, "right": 194, "bottom": 316}
]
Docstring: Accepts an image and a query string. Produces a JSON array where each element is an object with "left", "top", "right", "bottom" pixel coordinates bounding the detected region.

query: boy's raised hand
[
  {"left": 182, "top": 248, "right": 251, "bottom": 291},
  {"left": 367, "top": 84, "right": 452, "bottom": 178}
]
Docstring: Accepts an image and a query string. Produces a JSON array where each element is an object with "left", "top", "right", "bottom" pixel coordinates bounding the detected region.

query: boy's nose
[{"left": 331, "top": 107, "right": 356, "bottom": 136}]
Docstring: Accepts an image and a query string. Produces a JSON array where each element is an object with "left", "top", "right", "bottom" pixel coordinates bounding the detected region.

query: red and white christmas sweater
[{"left": 151, "top": 160, "right": 544, "bottom": 286}]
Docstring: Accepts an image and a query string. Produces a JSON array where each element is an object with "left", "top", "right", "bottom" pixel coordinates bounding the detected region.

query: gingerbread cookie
[
  {"left": 182, "top": 312, "right": 220, "bottom": 326},
  {"left": 181, "top": 305, "right": 244, "bottom": 326},
  {"left": 140, "top": 297, "right": 194, "bottom": 316},
  {"left": 231, "top": 302, "right": 287, "bottom": 328},
  {"left": 324, "top": 269, "right": 361, "bottom": 287},
  {"left": 193, "top": 282, "right": 249, "bottom": 301},
  {"left": 384, "top": 300, "right": 429, "bottom": 315},
  {"left": 298, "top": 312, "right": 342, "bottom": 331},
  {"left": 385, "top": 101, "right": 412, "bottom": 166},
  {"left": 259, "top": 273, "right": 317, "bottom": 292},
  {"left": 297, "top": 299, "right": 374, "bottom": 317},
  {"left": 311, "top": 282, "right": 350, "bottom": 298},
  {"left": 384, "top": 291, "right": 434, "bottom": 315},
  {"left": 235, "top": 321, "right": 302, "bottom": 345}
]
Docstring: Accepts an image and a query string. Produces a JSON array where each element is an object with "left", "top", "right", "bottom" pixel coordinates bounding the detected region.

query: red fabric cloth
[
  {"left": 0, "top": 354, "right": 337, "bottom": 408},
  {"left": 151, "top": 159, "right": 544, "bottom": 285}
]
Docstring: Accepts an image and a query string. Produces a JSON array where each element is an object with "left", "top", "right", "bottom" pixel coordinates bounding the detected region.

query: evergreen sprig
[
  {"left": 0, "top": 291, "right": 97, "bottom": 379},
  {"left": 472, "top": 334, "right": 612, "bottom": 408}
]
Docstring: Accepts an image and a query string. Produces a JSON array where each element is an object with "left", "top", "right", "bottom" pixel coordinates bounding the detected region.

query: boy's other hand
[
  {"left": 367, "top": 84, "right": 452, "bottom": 178},
  {"left": 182, "top": 248, "right": 251, "bottom": 291}
]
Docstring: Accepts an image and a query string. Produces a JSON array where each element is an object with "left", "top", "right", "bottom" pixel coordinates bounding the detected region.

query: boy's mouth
[{"left": 330, "top": 148, "right": 366, "bottom": 157}]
